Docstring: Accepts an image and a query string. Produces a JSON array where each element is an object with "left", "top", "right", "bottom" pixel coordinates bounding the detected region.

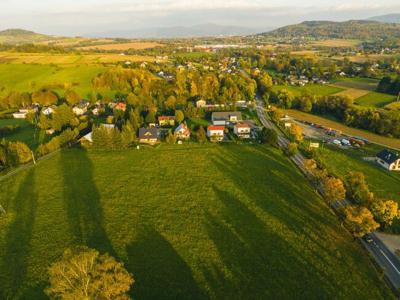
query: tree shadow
[
  {"left": 201, "top": 186, "right": 335, "bottom": 299},
  {"left": 60, "top": 149, "right": 115, "bottom": 256},
  {"left": 125, "top": 225, "right": 207, "bottom": 300},
  {"left": 0, "top": 168, "right": 38, "bottom": 299}
]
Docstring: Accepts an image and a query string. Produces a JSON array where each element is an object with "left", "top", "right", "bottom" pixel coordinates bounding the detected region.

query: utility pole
[
  {"left": 0, "top": 204, "right": 6, "bottom": 215},
  {"left": 31, "top": 151, "right": 36, "bottom": 165}
]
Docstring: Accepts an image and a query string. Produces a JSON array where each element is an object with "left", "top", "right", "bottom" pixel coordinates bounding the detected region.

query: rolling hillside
[
  {"left": 0, "top": 29, "right": 53, "bottom": 44},
  {"left": 368, "top": 14, "right": 400, "bottom": 24},
  {"left": 261, "top": 20, "right": 400, "bottom": 40}
]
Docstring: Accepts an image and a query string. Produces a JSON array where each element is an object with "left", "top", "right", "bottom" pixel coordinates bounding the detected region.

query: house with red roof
[
  {"left": 234, "top": 123, "right": 251, "bottom": 139},
  {"left": 207, "top": 125, "right": 225, "bottom": 142},
  {"left": 158, "top": 116, "right": 175, "bottom": 127}
]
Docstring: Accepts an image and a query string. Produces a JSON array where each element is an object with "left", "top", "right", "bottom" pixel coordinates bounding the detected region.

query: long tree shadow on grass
[
  {"left": 212, "top": 145, "right": 333, "bottom": 246},
  {"left": 125, "top": 226, "right": 208, "bottom": 300},
  {"left": 60, "top": 149, "right": 115, "bottom": 256},
  {"left": 201, "top": 186, "right": 336, "bottom": 299},
  {"left": 0, "top": 169, "right": 39, "bottom": 299}
]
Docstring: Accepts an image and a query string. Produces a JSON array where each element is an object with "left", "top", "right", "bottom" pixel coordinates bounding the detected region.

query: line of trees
[
  {"left": 271, "top": 89, "right": 400, "bottom": 138},
  {"left": 304, "top": 156, "right": 400, "bottom": 236},
  {"left": 377, "top": 76, "right": 400, "bottom": 95}
]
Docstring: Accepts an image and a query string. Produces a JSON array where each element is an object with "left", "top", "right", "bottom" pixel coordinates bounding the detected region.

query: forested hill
[
  {"left": 0, "top": 28, "right": 51, "bottom": 44},
  {"left": 260, "top": 20, "right": 400, "bottom": 40}
]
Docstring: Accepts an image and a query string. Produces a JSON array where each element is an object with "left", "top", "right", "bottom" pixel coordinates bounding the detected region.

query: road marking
[{"left": 379, "top": 248, "right": 400, "bottom": 274}]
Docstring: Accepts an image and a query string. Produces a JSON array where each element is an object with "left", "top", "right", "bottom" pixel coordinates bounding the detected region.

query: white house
[
  {"left": 376, "top": 149, "right": 400, "bottom": 171},
  {"left": 12, "top": 112, "right": 27, "bottom": 119},
  {"left": 207, "top": 125, "right": 225, "bottom": 142},
  {"left": 42, "top": 106, "right": 55, "bottom": 116},
  {"left": 234, "top": 123, "right": 251, "bottom": 139}
]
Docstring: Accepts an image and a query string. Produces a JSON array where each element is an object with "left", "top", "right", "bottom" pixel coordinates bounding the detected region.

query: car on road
[{"left": 364, "top": 235, "right": 373, "bottom": 243}]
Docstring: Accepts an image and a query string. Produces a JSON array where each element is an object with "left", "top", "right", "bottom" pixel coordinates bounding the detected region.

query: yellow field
[
  {"left": 311, "top": 39, "right": 361, "bottom": 47},
  {"left": 0, "top": 52, "right": 156, "bottom": 65},
  {"left": 284, "top": 109, "right": 400, "bottom": 150},
  {"left": 290, "top": 50, "right": 318, "bottom": 57},
  {"left": 333, "top": 88, "right": 370, "bottom": 99},
  {"left": 78, "top": 42, "right": 165, "bottom": 51}
]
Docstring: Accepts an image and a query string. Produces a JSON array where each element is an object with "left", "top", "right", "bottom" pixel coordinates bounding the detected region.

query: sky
[{"left": 0, "top": 0, "right": 400, "bottom": 36}]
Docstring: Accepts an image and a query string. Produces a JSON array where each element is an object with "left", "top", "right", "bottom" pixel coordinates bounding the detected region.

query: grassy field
[
  {"left": 271, "top": 84, "right": 343, "bottom": 97},
  {"left": 0, "top": 144, "right": 394, "bottom": 299},
  {"left": 0, "top": 119, "right": 42, "bottom": 149},
  {"left": 355, "top": 92, "right": 396, "bottom": 108},
  {"left": 0, "top": 52, "right": 156, "bottom": 65},
  {"left": 78, "top": 42, "right": 165, "bottom": 51},
  {"left": 0, "top": 64, "right": 106, "bottom": 98},
  {"left": 285, "top": 109, "right": 400, "bottom": 149}
]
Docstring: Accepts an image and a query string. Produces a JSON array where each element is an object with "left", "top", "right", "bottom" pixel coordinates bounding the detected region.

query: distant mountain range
[
  {"left": 368, "top": 14, "right": 400, "bottom": 24},
  {"left": 88, "top": 24, "right": 268, "bottom": 38},
  {"left": 260, "top": 20, "right": 400, "bottom": 40}
]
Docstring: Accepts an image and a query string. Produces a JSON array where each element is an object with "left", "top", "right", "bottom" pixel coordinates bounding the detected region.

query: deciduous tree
[
  {"left": 45, "top": 246, "right": 134, "bottom": 300},
  {"left": 344, "top": 205, "right": 379, "bottom": 237}
]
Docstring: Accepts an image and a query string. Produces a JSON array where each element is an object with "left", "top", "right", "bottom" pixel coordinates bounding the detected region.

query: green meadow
[
  {"left": 355, "top": 92, "right": 396, "bottom": 108},
  {"left": 0, "top": 64, "right": 106, "bottom": 98},
  {"left": 0, "top": 144, "right": 393, "bottom": 299}
]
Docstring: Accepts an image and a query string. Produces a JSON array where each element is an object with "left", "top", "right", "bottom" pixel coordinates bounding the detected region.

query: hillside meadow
[
  {"left": 0, "top": 64, "right": 106, "bottom": 98},
  {"left": 0, "top": 144, "right": 394, "bottom": 299}
]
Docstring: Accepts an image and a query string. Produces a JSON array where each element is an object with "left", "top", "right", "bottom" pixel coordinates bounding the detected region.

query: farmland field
[
  {"left": 311, "top": 39, "right": 361, "bottom": 47},
  {"left": 334, "top": 88, "right": 370, "bottom": 99},
  {"left": 271, "top": 84, "right": 343, "bottom": 97},
  {"left": 0, "top": 52, "right": 156, "bottom": 65},
  {"left": 284, "top": 109, "right": 400, "bottom": 149},
  {"left": 355, "top": 92, "right": 396, "bottom": 108},
  {"left": 332, "top": 77, "right": 379, "bottom": 91},
  {"left": 0, "top": 144, "right": 393, "bottom": 299}
]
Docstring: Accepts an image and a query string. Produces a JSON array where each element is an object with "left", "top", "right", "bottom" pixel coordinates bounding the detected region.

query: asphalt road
[
  {"left": 363, "top": 233, "right": 400, "bottom": 289},
  {"left": 255, "top": 98, "right": 400, "bottom": 291}
]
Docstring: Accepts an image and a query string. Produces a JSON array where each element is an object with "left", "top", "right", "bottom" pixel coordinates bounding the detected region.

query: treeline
[
  {"left": 92, "top": 66, "right": 256, "bottom": 109},
  {"left": 0, "top": 140, "right": 32, "bottom": 170},
  {"left": 271, "top": 89, "right": 400, "bottom": 137},
  {"left": 377, "top": 76, "right": 400, "bottom": 95},
  {"left": 91, "top": 123, "right": 136, "bottom": 150}
]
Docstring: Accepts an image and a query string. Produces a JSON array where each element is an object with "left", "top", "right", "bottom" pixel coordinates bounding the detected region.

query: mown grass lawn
[{"left": 0, "top": 144, "right": 394, "bottom": 299}]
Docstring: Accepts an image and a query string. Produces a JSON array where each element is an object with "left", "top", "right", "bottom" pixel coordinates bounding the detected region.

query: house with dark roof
[
  {"left": 376, "top": 149, "right": 400, "bottom": 171},
  {"left": 211, "top": 112, "right": 242, "bottom": 126},
  {"left": 139, "top": 127, "right": 159, "bottom": 145}
]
